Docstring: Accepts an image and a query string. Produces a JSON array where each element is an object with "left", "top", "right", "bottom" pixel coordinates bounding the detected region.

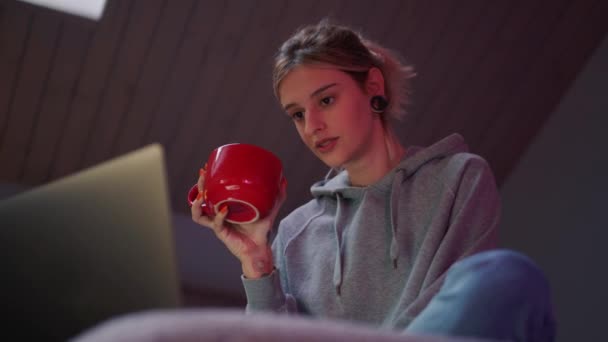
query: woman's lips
[{"left": 315, "top": 137, "right": 338, "bottom": 153}]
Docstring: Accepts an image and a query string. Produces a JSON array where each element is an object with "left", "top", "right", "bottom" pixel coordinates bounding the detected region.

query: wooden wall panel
[
  {"left": 80, "top": 0, "right": 165, "bottom": 169},
  {"left": 111, "top": 0, "right": 196, "bottom": 157},
  {"left": 463, "top": 0, "right": 571, "bottom": 149},
  {"left": 408, "top": 0, "right": 489, "bottom": 102},
  {"left": 0, "top": 0, "right": 606, "bottom": 217},
  {"left": 398, "top": 0, "right": 460, "bottom": 78},
  {"left": 418, "top": 0, "right": 548, "bottom": 147},
  {"left": 166, "top": 0, "right": 258, "bottom": 207},
  {"left": 144, "top": 1, "right": 227, "bottom": 151},
  {"left": 404, "top": 1, "right": 517, "bottom": 146},
  {"left": 20, "top": 20, "right": 92, "bottom": 184},
  {"left": 0, "top": 9, "right": 61, "bottom": 180},
  {"left": 50, "top": 0, "right": 132, "bottom": 179},
  {"left": 483, "top": 0, "right": 607, "bottom": 182},
  {"left": 359, "top": 0, "right": 403, "bottom": 41},
  {"left": 176, "top": 0, "right": 285, "bottom": 187},
  {"left": 0, "top": 2, "right": 33, "bottom": 143}
]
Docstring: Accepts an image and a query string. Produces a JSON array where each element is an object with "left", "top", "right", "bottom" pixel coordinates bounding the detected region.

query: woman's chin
[
  {"left": 312, "top": 149, "right": 346, "bottom": 170},
  {"left": 319, "top": 157, "right": 344, "bottom": 170}
]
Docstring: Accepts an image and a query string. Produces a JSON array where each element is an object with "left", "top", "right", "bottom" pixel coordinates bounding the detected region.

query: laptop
[{"left": 0, "top": 144, "right": 181, "bottom": 340}]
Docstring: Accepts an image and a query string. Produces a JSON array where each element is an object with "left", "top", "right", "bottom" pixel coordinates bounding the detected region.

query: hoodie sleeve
[
  {"left": 400, "top": 154, "right": 501, "bottom": 325},
  {"left": 440, "top": 153, "right": 501, "bottom": 258},
  {"left": 242, "top": 269, "right": 297, "bottom": 313},
  {"left": 241, "top": 222, "right": 299, "bottom": 314}
]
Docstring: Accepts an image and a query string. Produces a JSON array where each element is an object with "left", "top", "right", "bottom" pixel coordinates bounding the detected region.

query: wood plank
[
  {"left": 143, "top": 1, "right": 226, "bottom": 149},
  {"left": 140, "top": 0, "right": 230, "bottom": 212},
  {"left": 383, "top": 0, "right": 430, "bottom": 51},
  {"left": 165, "top": 0, "right": 258, "bottom": 209},
  {"left": 50, "top": 0, "right": 133, "bottom": 180},
  {"left": 483, "top": 0, "right": 607, "bottom": 185},
  {"left": 79, "top": 0, "right": 164, "bottom": 168},
  {"left": 331, "top": 0, "right": 371, "bottom": 29},
  {"left": 425, "top": 0, "right": 548, "bottom": 146},
  {"left": 396, "top": 0, "right": 489, "bottom": 140},
  {"left": 403, "top": 1, "right": 517, "bottom": 146},
  {"left": 0, "top": 2, "right": 33, "bottom": 162},
  {"left": 0, "top": 9, "right": 62, "bottom": 181},
  {"left": 172, "top": 0, "right": 276, "bottom": 166},
  {"left": 454, "top": 0, "right": 571, "bottom": 153},
  {"left": 20, "top": 20, "right": 92, "bottom": 184},
  {"left": 381, "top": 0, "right": 422, "bottom": 51},
  {"left": 110, "top": 0, "right": 196, "bottom": 156},
  {"left": 214, "top": 0, "right": 290, "bottom": 147},
  {"left": 396, "top": 0, "right": 460, "bottom": 76},
  {"left": 362, "top": 0, "right": 407, "bottom": 42}
]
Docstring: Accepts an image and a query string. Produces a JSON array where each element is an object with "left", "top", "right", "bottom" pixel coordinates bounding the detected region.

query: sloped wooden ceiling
[{"left": 1, "top": 0, "right": 607, "bottom": 219}]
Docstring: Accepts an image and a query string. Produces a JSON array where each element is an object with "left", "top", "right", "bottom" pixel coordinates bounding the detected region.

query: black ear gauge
[{"left": 370, "top": 95, "right": 389, "bottom": 113}]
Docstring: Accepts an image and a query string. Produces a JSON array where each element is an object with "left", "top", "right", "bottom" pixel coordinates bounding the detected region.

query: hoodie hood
[{"left": 309, "top": 133, "right": 469, "bottom": 294}]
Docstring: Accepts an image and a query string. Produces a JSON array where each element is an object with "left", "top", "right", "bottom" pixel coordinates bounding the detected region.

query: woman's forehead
[{"left": 278, "top": 65, "right": 352, "bottom": 100}]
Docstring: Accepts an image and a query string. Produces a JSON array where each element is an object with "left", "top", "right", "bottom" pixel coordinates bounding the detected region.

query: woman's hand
[{"left": 190, "top": 169, "right": 287, "bottom": 279}]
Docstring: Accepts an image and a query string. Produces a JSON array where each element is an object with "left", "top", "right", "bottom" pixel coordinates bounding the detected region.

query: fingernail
[
  {"left": 196, "top": 191, "right": 203, "bottom": 200},
  {"left": 219, "top": 205, "right": 228, "bottom": 214},
  {"left": 199, "top": 168, "right": 206, "bottom": 176}
]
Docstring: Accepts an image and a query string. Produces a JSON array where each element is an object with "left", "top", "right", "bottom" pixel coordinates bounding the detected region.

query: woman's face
[{"left": 278, "top": 65, "right": 384, "bottom": 169}]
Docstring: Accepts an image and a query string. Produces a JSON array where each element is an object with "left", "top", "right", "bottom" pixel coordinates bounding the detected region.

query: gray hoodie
[{"left": 242, "top": 133, "right": 500, "bottom": 329}]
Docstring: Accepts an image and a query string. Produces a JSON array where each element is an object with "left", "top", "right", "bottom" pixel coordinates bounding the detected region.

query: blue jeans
[{"left": 406, "top": 249, "right": 556, "bottom": 342}]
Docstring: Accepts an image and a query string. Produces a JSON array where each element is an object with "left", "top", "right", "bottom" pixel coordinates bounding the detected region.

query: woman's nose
[{"left": 304, "top": 109, "right": 325, "bottom": 136}]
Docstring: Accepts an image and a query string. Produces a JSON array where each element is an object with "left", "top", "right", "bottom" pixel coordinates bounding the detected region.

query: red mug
[{"left": 187, "top": 143, "right": 286, "bottom": 224}]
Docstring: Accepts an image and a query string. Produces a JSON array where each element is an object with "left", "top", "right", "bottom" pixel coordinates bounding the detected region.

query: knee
[{"left": 447, "top": 249, "right": 552, "bottom": 303}]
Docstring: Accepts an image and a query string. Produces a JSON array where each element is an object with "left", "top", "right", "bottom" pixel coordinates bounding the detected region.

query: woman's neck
[{"left": 346, "top": 126, "right": 406, "bottom": 187}]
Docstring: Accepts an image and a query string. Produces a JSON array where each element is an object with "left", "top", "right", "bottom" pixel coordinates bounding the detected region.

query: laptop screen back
[{"left": 0, "top": 144, "right": 181, "bottom": 340}]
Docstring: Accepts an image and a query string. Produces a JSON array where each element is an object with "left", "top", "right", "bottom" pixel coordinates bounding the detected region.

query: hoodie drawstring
[
  {"left": 388, "top": 169, "right": 405, "bottom": 269},
  {"left": 332, "top": 192, "right": 345, "bottom": 295}
]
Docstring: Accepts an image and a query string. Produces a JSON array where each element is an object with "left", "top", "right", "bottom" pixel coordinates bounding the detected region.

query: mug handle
[{"left": 187, "top": 184, "right": 213, "bottom": 217}]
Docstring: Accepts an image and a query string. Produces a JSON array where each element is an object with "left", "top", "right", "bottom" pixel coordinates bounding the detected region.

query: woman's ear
[{"left": 366, "top": 67, "right": 386, "bottom": 96}]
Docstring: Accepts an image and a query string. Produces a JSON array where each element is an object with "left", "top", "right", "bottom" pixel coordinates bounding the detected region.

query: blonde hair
[{"left": 273, "top": 19, "right": 416, "bottom": 122}]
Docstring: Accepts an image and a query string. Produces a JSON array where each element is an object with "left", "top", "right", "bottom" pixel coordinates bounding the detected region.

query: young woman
[{"left": 190, "top": 20, "right": 555, "bottom": 342}]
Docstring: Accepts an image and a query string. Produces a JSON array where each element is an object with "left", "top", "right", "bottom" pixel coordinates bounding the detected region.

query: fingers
[
  {"left": 192, "top": 165, "right": 209, "bottom": 224},
  {"left": 212, "top": 205, "right": 229, "bottom": 231},
  {"left": 190, "top": 190, "right": 207, "bottom": 223},
  {"left": 197, "top": 167, "right": 206, "bottom": 192}
]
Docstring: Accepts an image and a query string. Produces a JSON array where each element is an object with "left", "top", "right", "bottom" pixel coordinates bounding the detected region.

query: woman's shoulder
[
  {"left": 418, "top": 151, "right": 498, "bottom": 201},
  {"left": 436, "top": 150, "right": 494, "bottom": 179},
  {"left": 408, "top": 133, "right": 493, "bottom": 174},
  {"left": 439, "top": 150, "right": 492, "bottom": 174},
  {"left": 402, "top": 134, "right": 497, "bottom": 191}
]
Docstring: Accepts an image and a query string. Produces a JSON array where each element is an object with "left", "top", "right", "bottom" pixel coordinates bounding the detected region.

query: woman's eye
[
  {"left": 291, "top": 111, "right": 304, "bottom": 121},
  {"left": 320, "top": 96, "right": 334, "bottom": 106}
]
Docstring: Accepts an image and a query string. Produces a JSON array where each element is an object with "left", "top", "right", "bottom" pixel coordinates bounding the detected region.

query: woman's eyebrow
[{"left": 283, "top": 83, "right": 338, "bottom": 111}]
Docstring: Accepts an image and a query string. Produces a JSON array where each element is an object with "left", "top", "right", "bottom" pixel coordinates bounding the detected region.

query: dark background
[{"left": 1, "top": 1, "right": 607, "bottom": 341}]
